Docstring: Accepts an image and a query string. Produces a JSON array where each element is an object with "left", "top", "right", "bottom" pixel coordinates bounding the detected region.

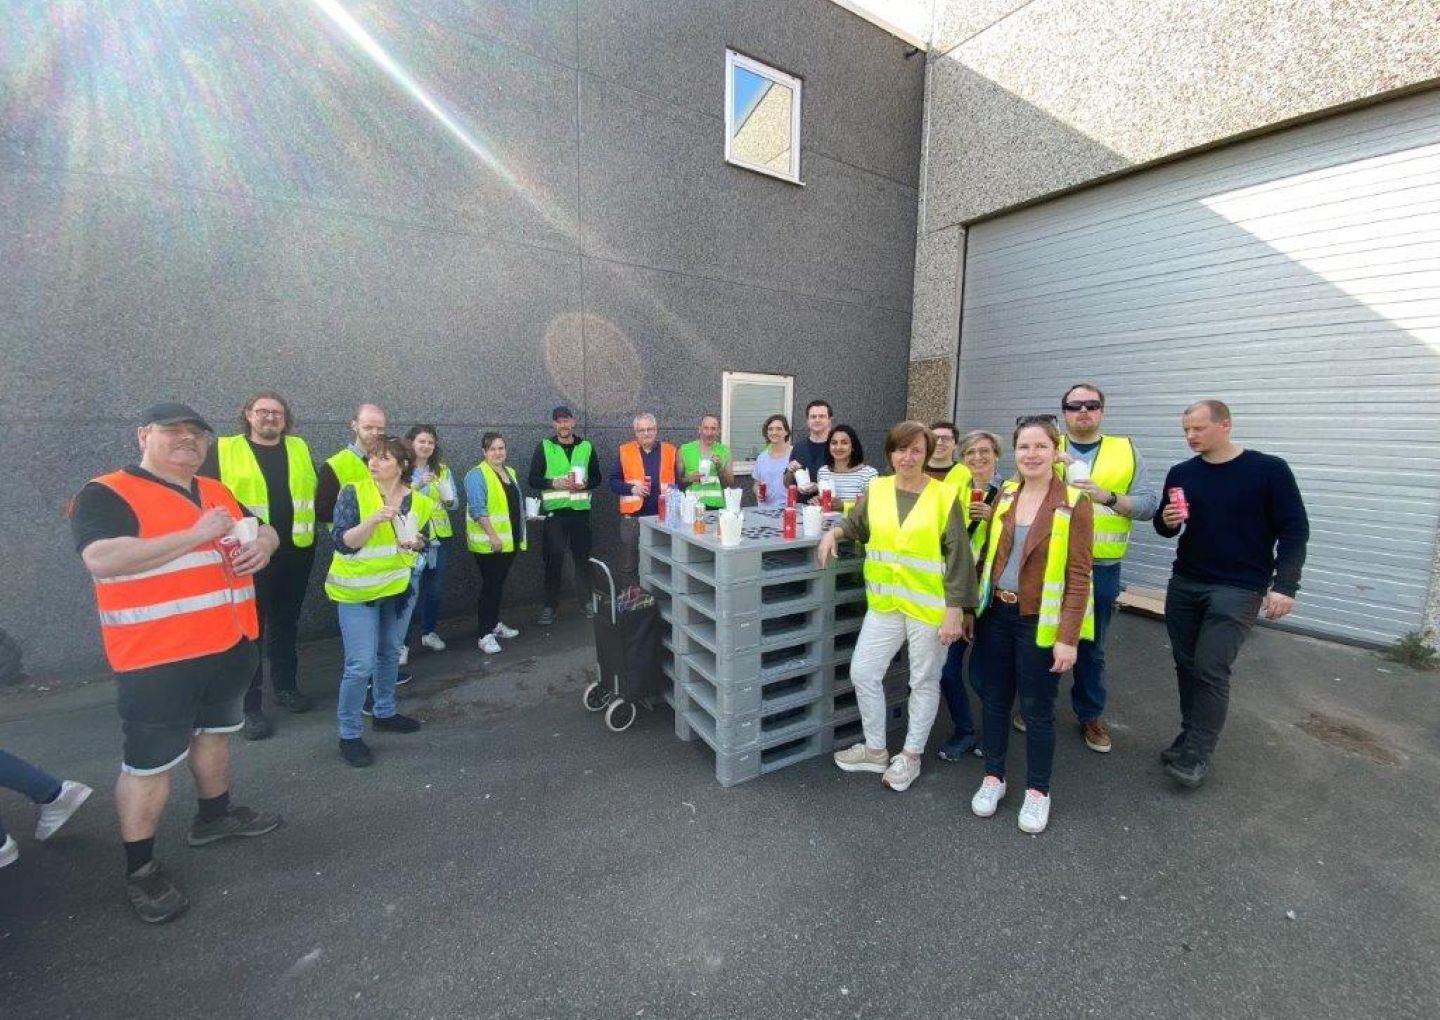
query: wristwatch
[{"left": 1103, "top": 491, "right": 1120, "bottom": 508}]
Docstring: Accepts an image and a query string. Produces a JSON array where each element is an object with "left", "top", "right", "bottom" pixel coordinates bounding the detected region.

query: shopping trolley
[{"left": 581, "top": 558, "right": 665, "bottom": 732}]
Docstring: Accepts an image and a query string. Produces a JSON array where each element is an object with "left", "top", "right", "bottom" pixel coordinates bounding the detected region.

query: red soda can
[
  {"left": 756, "top": 480, "right": 768, "bottom": 502},
  {"left": 1168, "top": 486, "right": 1189, "bottom": 520},
  {"left": 820, "top": 488, "right": 832, "bottom": 513},
  {"left": 970, "top": 488, "right": 985, "bottom": 505},
  {"left": 781, "top": 506, "right": 797, "bottom": 539},
  {"left": 786, "top": 485, "right": 797, "bottom": 508},
  {"left": 657, "top": 490, "right": 667, "bottom": 521}
]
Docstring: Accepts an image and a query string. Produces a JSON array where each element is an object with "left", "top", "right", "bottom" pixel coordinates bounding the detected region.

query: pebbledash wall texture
[{"left": 0, "top": 1, "right": 924, "bottom": 675}]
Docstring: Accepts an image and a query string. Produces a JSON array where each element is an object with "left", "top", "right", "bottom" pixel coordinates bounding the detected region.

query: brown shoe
[{"left": 1081, "top": 719, "right": 1112, "bottom": 753}]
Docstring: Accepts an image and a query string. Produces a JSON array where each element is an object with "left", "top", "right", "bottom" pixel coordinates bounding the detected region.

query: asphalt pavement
[{"left": 1, "top": 608, "right": 1436, "bottom": 1020}]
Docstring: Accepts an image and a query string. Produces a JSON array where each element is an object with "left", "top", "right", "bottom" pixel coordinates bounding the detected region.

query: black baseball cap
[
  {"left": 551, "top": 406, "right": 575, "bottom": 421},
  {"left": 140, "top": 402, "right": 214, "bottom": 432}
]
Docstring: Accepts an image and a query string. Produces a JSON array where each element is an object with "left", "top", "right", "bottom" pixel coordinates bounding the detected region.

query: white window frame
[
  {"left": 724, "top": 50, "right": 803, "bottom": 185},
  {"left": 721, "top": 371, "right": 795, "bottom": 475}
]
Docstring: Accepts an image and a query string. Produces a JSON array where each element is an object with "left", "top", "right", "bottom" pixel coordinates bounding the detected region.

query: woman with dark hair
[
  {"left": 969, "top": 415, "right": 1094, "bottom": 833},
  {"left": 326, "top": 436, "right": 435, "bottom": 767},
  {"left": 816, "top": 424, "right": 878, "bottom": 507},
  {"left": 465, "top": 432, "right": 526, "bottom": 655},
  {"left": 815, "top": 421, "right": 978, "bottom": 794},
  {"left": 403, "top": 424, "right": 459, "bottom": 658},
  {"left": 751, "top": 414, "right": 792, "bottom": 509}
]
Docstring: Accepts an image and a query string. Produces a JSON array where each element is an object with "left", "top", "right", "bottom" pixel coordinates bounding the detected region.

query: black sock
[
  {"left": 197, "top": 791, "right": 231, "bottom": 823},
  {"left": 124, "top": 838, "right": 155, "bottom": 875},
  {"left": 41, "top": 783, "right": 62, "bottom": 804}
]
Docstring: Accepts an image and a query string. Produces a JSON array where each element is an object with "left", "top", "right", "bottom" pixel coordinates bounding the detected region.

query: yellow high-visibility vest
[
  {"left": 1059, "top": 435, "right": 1136, "bottom": 560},
  {"left": 978, "top": 483, "right": 1094, "bottom": 647},
  {"left": 861, "top": 476, "right": 959, "bottom": 626},
  {"left": 466, "top": 462, "right": 527, "bottom": 554},
  {"left": 325, "top": 480, "right": 434, "bottom": 603},
  {"left": 216, "top": 435, "right": 318, "bottom": 547}
]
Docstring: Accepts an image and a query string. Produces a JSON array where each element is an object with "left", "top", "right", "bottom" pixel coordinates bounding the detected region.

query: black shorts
[{"left": 115, "top": 639, "right": 259, "bottom": 775}]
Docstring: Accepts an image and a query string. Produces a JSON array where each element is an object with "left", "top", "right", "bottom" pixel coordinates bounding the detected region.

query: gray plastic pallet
[
  {"left": 702, "top": 701, "right": 909, "bottom": 787},
  {"left": 680, "top": 632, "right": 828, "bottom": 684}
]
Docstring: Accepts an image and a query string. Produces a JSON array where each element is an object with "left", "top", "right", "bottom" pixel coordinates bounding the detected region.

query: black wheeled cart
[{"left": 581, "top": 558, "right": 665, "bottom": 732}]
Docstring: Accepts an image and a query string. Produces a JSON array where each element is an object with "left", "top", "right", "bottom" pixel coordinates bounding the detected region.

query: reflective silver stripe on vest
[
  {"left": 98, "top": 550, "right": 225, "bottom": 584},
  {"left": 353, "top": 544, "right": 399, "bottom": 560},
  {"left": 293, "top": 523, "right": 315, "bottom": 534},
  {"left": 293, "top": 499, "right": 315, "bottom": 510},
  {"left": 98, "top": 586, "right": 247, "bottom": 625},
  {"left": 1093, "top": 529, "right": 1130, "bottom": 543},
  {"left": 244, "top": 504, "right": 267, "bottom": 517},
  {"left": 324, "top": 568, "right": 412, "bottom": 589},
  {"left": 865, "top": 549, "right": 945, "bottom": 576},
  {"left": 864, "top": 581, "right": 947, "bottom": 609}
]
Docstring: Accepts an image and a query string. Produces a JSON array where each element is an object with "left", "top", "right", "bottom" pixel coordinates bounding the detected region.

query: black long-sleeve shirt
[{"left": 1154, "top": 449, "right": 1309, "bottom": 596}]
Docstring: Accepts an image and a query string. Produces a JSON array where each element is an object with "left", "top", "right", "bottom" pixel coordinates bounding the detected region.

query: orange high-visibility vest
[
  {"left": 85, "top": 471, "right": 260, "bottom": 672},
  {"left": 617, "top": 442, "right": 675, "bottom": 515}
]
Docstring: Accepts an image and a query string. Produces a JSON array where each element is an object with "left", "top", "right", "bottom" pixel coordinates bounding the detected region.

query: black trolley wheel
[
  {"left": 581, "top": 681, "right": 609, "bottom": 713},
  {"left": 604, "top": 699, "right": 637, "bottom": 733}
]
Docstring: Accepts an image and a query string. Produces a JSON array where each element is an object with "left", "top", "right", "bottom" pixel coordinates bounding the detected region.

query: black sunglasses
[
  {"left": 1062, "top": 400, "right": 1104, "bottom": 412},
  {"left": 1015, "top": 414, "right": 1058, "bottom": 426}
]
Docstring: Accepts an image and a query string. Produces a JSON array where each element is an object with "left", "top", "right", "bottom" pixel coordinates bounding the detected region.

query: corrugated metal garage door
[{"left": 956, "top": 90, "right": 1440, "bottom": 644}]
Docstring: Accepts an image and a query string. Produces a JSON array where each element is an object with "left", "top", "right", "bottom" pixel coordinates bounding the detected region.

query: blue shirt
[{"left": 331, "top": 486, "right": 415, "bottom": 555}]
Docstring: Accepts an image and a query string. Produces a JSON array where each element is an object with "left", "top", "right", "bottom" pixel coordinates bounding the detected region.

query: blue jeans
[
  {"left": 1070, "top": 561, "right": 1121, "bottom": 721},
  {"left": 336, "top": 584, "right": 418, "bottom": 740},
  {"left": 973, "top": 603, "right": 1060, "bottom": 794},
  {"left": 0, "top": 749, "right": 62, "bottom": 840},
  {"left": 939, "top": 637, "right": 978, "bottom": 740},
  {"left": 412, "top": 540, "right": 449, "bottom": 636}
]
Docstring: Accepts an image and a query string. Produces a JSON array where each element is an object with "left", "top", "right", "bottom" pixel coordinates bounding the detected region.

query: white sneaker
[
  {"left": 881, "top": 753, "right": 921, "bottom": 792},
  {"left": 492, "top": 622, "right": 520, "bottom": 639},
  {"left": 971, "top": 776, "right": 1008, "bottom": 817},
  {"left": 35, "top": 780, "right": 93, "bottom": 841},
  {"left": 478, "top": 634, "right": 502, "bottom": 655},
  {"left": 398, "top": 645, "right": 410, "bottom": 666},
  {"left": 421, "top": 632, "right": 447, "bottom": 652},
  {"left": 0, "top": 834, "right": 17, "bottom": 868},
  {"left": 1018, "top": 789, "right": 1051, "bottom": 833},
  {"left": 832, "top": 743, "right": 889, "bottom": 774}
]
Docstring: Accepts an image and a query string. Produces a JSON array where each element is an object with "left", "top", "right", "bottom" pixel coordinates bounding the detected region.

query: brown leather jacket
[{"left": 985, "top": 476, "right": 1095, "bottom": 646}]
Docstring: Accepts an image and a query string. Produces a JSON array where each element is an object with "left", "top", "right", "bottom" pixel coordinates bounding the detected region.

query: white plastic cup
[
  {"left": 392, "top": 512, "right": 418, "bottom": 545},
  {"left": 1065, "top": 460, "right": 1090, "bottom": 484},
  {"left": 230, "top": 517, "right": 259, "bottom": 544},
  {"left": 724, "top": 488, "right": 743, "bottom": 513},
  {"left": 698, "top": 458, "right": 712, "bottom": 478},
  {"left": 718, "top": 510, "right": 742, "bottom": 547},
  {"left": 437, "top": 473, "right": 457, "bottom": 503},
  {"left": 571, "top": 465, "right": 586, "bottom": 485},
  {"left": 793, "top": 467, "right": 812, "bottom": 489},
  {"left": 802, "top": 504, "right": 823, "bottom": 538},
  {"left": 525, "top": 496, "right": 543, "bottom": 519}
]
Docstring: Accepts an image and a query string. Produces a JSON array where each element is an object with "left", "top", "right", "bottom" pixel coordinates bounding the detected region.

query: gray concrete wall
[
  {"left": 0, "top": 0, "right": 924, "bottom": 675},
  {"left": 908, "top": 0, "right": 1440, "bottom": 420}
]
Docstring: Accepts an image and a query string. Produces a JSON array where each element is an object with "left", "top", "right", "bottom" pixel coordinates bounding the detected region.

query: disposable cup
[
  {"left": 525, "top": 496, "right": 543, "bottom": 519},
  {"left": 230, "top": 517, "right": 259, "bottom": 544}
]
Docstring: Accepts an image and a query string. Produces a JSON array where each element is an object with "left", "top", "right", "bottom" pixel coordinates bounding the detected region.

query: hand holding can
[{"left": 1168, "top": 486, "right": 1189, "bottom": 522}]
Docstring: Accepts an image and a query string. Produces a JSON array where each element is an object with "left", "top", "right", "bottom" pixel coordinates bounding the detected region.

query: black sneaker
[
  {"left": 1165, "top": 755, "right": 1209, "bottom": 789},
  {"left": 273, "top": 689, "right": 313, "bottom": 714},
  {"left": 396, "top": 672, "right": 412, "bottom": 687},
  {"left": 242, "top": 710, "right": 274, "bottom": 741},
  {"left": 126, "top": 860, "right": 190, "bottom": 924},
  {"left": 187, "top": 805, "right": 283, "bottom": 847},
  {"left": 372, "top": 713, "right": 421, "bottom": 733},
  {"left": 1159, "top": 733, "right": 1187, "bottom": 765},
  {"left": 339, "top": 737, "right": 373, "bottom": 767}
]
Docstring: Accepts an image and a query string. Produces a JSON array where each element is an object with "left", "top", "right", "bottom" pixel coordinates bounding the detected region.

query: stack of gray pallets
[{"left": 640, "top": 508, "right": 908, "bottom": 787}]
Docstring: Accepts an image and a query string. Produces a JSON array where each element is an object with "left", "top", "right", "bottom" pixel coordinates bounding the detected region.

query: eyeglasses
[
  {"left": 249, "top": 409, "right": 285, "bottom": 418},
  {"left": 1062, "top": 400, "right": 1103, "bottom": 412},
  {"left": 1015, "top": 414, "right": 1058, "bottom": 426}
]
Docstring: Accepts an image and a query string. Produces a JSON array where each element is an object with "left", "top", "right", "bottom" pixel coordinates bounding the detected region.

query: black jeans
[
  {"left": 473, "top": 552, "right": 517, "bottom": 635},
  {"left": 1164, "top": 574, "right": 1264, "bottom": 761},
  {"left": 617, "top": 516, "right": 642, "bottom": 590},
  {"left": 973, "top": 603, "right": 1060, "bottom": 794},
  {"left": 245, "top": 545, "right": 315, "bottom": 711},
  {"left": 542, "top": 511, "right": 593, "bottom": 608}
]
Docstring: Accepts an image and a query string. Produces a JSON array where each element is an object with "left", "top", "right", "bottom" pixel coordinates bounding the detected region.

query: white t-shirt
[{"left": 817, "top": 464, "right": 878, "bottom": 504}]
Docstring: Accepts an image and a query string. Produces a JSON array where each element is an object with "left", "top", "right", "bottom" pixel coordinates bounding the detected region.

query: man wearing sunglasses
[{"left": 1048, "top": 383, "right": 1159, "bottom": 754}]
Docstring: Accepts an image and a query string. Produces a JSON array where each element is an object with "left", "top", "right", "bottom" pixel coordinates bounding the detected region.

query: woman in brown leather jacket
[{"left": 968, "top": 416, "right": 1094, "bottom": 834}]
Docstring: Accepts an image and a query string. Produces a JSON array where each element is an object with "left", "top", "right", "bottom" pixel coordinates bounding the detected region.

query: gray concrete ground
[{"left": 1, "top": 608, "right": 1437, "bottom": 1020}]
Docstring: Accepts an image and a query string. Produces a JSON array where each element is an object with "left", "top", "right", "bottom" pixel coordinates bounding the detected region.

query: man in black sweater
[{"left": 1153, "top": 399, "right": 1309, "bottom": 788}]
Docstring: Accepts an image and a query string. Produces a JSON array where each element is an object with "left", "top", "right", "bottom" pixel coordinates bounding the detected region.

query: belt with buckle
[{"left": 993, "top": 588, "right": 1020, "bottom": 604}]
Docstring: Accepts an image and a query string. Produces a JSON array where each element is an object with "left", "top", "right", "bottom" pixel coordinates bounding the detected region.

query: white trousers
[{"left": 850, "top": 608, "right": 945, "bottom": 755}]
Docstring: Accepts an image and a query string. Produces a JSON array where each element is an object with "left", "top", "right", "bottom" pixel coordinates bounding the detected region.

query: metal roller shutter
[{"left": 956, "top": 90, "right": 1440, "bottom": 645}]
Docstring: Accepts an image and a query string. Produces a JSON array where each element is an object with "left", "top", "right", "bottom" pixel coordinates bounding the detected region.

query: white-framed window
[
  {"left": 724, "top": 50, "right": 803, "bottom": 184},
  {"left": 722, "top": 371, "right": 794, "bottom": 473}
]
